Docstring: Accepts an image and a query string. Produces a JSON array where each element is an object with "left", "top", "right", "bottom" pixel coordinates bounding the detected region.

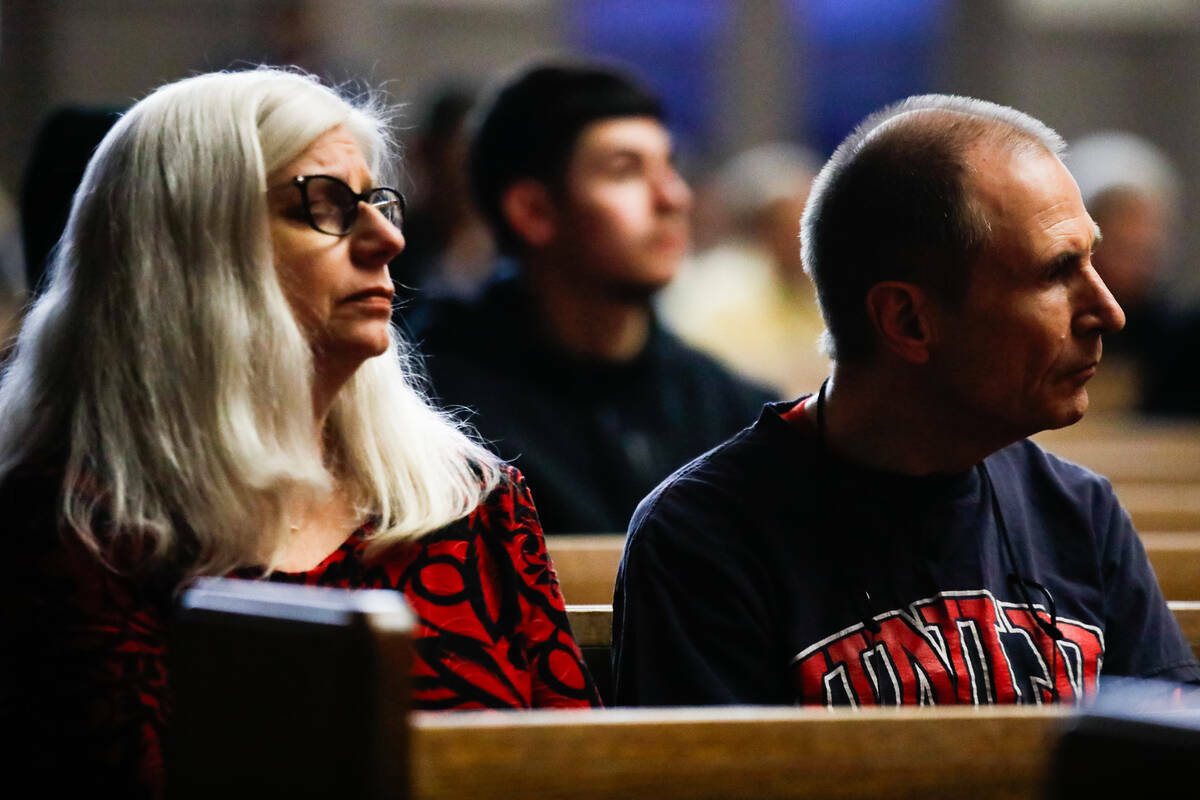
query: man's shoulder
[
  {"left": 629, "top": 405, "right": 815, "bottom": 536},
  {"left": 987, "top": 437, "right": 1123, "bottom": 523},
  {"left": 991, "top": 438, "right": 1116, "bottom": 492}
]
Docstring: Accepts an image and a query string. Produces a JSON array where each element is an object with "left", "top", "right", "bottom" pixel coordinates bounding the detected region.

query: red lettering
[
  {"left": 791, "top": 590, "right": 1105, "bottom": 707},
  {"left": 1003, "top": 607, "right": 1103, "bottom": 701},
  {"left": 918, "top": 595, "right": 1020, "bottom": 703}
]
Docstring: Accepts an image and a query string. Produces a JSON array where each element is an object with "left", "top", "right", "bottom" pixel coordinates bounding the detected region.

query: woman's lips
[{"left": 342, "top": 288, "right": 394, "bottom": 310}]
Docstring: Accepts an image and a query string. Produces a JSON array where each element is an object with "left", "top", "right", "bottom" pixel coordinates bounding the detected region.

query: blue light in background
[
  {"left": 565, "top": 0, "right": 948, "bottom": 158},
  {"left": 564, "top": 0, "right": 730, "bottom": 159},
  {"left": 790, "top": 0, "right": 949, "bottom": 153}
]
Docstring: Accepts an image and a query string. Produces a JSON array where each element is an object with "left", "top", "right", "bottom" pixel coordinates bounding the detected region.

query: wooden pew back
[
  {"left": 1142, "top": 532, "right": 1200, "bottom": 600},
  {"left": 1114, "top": 484, "right": 1200, "bottom": 531},
  {"left": 165, "top": 579, "right": 1199, "bottom": 800},
  {"left": 567, "top": 602, "right": 1200, "bottom": 660},
  {"left": 171, "top": 578, "right": 413, "bottom": 799},
  {"left": 550, "top": 534, "right": 624, "bottom": 605},
  {"left": 549, "top": 532, "right": 1200, "bottom": 604},
  {"left": 1034, "top": 418, "right": 1200, "bottom": 482},
  {"left": 411, "top": 705, "right": 1065, "bottom": 799}
]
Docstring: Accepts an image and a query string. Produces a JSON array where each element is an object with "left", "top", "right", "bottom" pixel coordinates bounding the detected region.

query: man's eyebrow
[
  {"left": 1048, "top": 234, "right": 1096, "bottom": 269},
  {"left": 596, "top": 146, "right": 643, "bottom": 162},
  {"left": 1092, "top": 222, "right": 1103, "bottom": 247}
]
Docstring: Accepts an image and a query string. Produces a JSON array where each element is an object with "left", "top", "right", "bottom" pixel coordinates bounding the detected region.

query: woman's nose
[{"left": 351, "top": 203, "right": 405, "bottom": 267}]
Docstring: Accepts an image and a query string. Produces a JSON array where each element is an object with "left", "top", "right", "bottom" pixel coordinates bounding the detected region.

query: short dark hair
[
  {"left": 800, "top": 94, "right": 1064, "bottom": 363},
  {"left": 468, "top": 60, "right": 664, "bottom": 255}
]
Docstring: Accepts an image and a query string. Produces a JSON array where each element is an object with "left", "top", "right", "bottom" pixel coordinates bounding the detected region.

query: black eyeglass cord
[
  {"left": 814, "top": 377, "right": 1064, "bottom": 702},
  {"left": 814, "top": 378, "right": 883, "bottom": 637},
  {"left": 979, "top": 460, "right": 1064, "bottom": 703}
]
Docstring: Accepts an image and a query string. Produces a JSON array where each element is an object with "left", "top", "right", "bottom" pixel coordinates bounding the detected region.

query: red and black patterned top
[{"left": 2, "top": 465, "right": 599, "bottom": 798}]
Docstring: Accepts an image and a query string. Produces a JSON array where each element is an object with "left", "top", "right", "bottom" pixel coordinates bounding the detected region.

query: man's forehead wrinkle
[
  {"left": 1034, "top": 199, "right": 1083, "bottom": 229},
  {"left": 1037, "top": 216, "right": 1094, "bottom": 261}
]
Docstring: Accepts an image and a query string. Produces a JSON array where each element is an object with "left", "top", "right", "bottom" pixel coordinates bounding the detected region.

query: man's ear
[
  {"left": 500, "top": 179, "right": 557, "bottom": 249},
  {"left": 865, "top": 281, "right": 935, "bottom": 364}
]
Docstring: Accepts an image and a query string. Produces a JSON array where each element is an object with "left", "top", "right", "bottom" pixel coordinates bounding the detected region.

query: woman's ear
[
  {"left": 500, "top": 179, "right": 557, "bottom": 249},
  {"left": 864, "top": 281, "right": 935, "bottom": 364}
]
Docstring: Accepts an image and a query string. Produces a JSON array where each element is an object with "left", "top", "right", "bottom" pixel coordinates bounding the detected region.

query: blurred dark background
[{"left": 4, "top": 0, "right": 1200, "bottom": 304}]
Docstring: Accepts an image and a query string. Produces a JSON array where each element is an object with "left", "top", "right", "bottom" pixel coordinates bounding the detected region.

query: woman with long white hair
[{"left": 1, "top": 68, "right": 599, "bottom": 796}]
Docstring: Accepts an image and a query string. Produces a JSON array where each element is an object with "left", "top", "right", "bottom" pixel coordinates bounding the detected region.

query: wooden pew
[
  {"left": 1114, "top": 483, "right": 1200, "bottom": 531},
  {"left": 1032, "top": 417, "right": 1200, "bottom": 530},
  {"left": 1034, "top": 417, "right": 1200, "bottom": 483},
  {"left": 172, "top": 580, "right": 1067, "bottom": 799},
  {"left": 550, "top": 534, "right": 624, "bottom": 604},
  {"left": 1172, "top": 601, "right": 1200, "bottom": 662},
  {"left": 550, "top": 532, "right": 1200, "bottom": 606},
  {"left": 411, "top": 705, "right": 1065, "bottom": 800},
  {"left": 169, "top": 580, "right": 1197, "bottom": 800},
  {"left": 566, "top": 602, "right": 1200, "bottom": 661},
  {"left": 1143, "top": 532, "right": 1200, "bottom": 600}
]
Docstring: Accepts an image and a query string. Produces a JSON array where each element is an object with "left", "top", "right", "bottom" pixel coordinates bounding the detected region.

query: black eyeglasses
[{"left": 289, "top": 174, "right": 405, "bottom": 237}]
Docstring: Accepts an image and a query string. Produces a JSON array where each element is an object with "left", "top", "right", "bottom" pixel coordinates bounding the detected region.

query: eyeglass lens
[{"left": 302, "top": 175, "right": 404, "bottom": 236}]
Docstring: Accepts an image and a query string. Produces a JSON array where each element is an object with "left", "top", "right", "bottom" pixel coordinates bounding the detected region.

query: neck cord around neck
[
  {"left": 978, "top": 460, "right": 1063, "bottom": 701},
  {"left": 816, "top": 376, "right": 1064, "bottom": 700},
  {"left": 812, "top": 378, "right": 881, "bottom": 632},
  {"left": 814, "top": 377, "right": 830, "bottom": 447}
]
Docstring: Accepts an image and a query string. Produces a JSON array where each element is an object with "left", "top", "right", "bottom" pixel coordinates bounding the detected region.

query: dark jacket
[{"left": 407, "top": 270, "right": 775, "bottom": 534}]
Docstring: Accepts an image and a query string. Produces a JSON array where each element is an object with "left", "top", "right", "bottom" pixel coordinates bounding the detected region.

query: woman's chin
[{"left": 312, "top": 329, "right": 392, "bottom": 376}]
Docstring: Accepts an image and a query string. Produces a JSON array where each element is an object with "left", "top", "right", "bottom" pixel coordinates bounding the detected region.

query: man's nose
[
  {"left": 654, "top": 167, "right": 693, "bottom": 213},
  {"left": 1074, "top": 264, "right": 1126, "bottom": 337}
]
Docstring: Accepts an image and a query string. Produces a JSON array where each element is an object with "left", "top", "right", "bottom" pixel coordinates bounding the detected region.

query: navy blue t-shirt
[{"left": 613, "top": 400, "right": 1200, "bottom": 707}]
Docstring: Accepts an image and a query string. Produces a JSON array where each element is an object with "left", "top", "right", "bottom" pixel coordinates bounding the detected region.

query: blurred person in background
[
  {"left": 409, "top": 60, "right": 774, "bottom": 535},
  {"left": 660, "top": 142, "right": 828, "bottom": 397},
  {"left": 1066, "top": 131, "right": 1187, "bottom": 413},
  {"left": 389, "top": 81, "right": 494, "bottom": 303},
  {"left": 0, "top": 185, "right": 24, "bottom": 348},
  {"left": 2, "top": 67, "right": 599, "bottom": 797}
]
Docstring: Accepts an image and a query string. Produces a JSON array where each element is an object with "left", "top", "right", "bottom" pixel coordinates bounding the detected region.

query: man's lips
[
  {"left": 649, "top": 230, "right": 689, "bottom": 254},
  {"left": 649, "top": 220, "right": 690, "bottom": 251},
  {"left": 1068, "top": 361, "right": 1099, "bottom": 381}
]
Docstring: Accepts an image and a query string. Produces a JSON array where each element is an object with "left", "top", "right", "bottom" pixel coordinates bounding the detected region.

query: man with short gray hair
[{"left": 613, "top": 95, "right": 1200, "bottom": 706}]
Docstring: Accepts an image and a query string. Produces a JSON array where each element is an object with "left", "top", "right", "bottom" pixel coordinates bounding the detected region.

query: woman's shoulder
[
  {"left": 462, "top": 463, "right": 541, "bottom": 537},
  {"left": 408, "top": 464, "right": 551, "bottom": 589},
  {"left": 446, "top": 464, "right": 557, "bottom": 591}
]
